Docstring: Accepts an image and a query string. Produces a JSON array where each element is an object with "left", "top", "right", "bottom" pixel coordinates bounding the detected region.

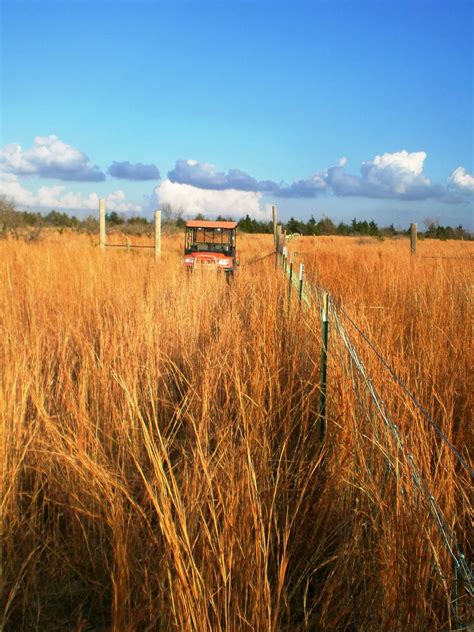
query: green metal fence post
[
  {"left": 318, "top": 291, "right": 329, "bottom": 441},
  {"left": 288, "top": 252, "right": 294, "bottom": 295},
  {"left": 272, "top": 205, "right": 278, "bottom": 268},
  {"left": 298, "top": 263, "right": 304, "bottom": 305},
  {"left": 287, "top": 253, "right": 294, "bottom": 316}
]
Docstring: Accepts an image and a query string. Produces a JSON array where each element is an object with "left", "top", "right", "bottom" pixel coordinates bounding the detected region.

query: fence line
[
  {"left": 246, "top": 251, "right": 276, "bottom": 266},
  {"left": 276, "top": 247, "right": 474, "bottom": 608},
  {"left": 278, "top": 249, "right": 472, "bottom": 477},
  {"left": 101, "top": 243, "right": 155, "bottom": 250},
  {"left": 332, "top": 308, "right": 473, "bottom": 595},
  {"left": 98, "top": 199, "right": 162, "bottom": 258},
  {"left": 420, "top": 256, "right": 473, "bottom": 260},
  {"left": 335, "top": 302, "right": 474, "bottom": 479}
]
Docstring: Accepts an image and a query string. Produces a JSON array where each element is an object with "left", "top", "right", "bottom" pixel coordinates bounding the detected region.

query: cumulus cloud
[
  {"left": 154, "top": 179, "right": 267, "bottom": 219},
  {"left": 108, "top": 161, "right": 160, "bottom": 181},
  {"left": 448, "top": 166, "right": 474, "bottom": 194},
  {"left": 0, "top": 172, "right": 140, "bottom": 212},
  {"left": 168, "top": 159, "right": 269, "bottom": 192},
  {"left": 161, "top": 152, "right": 471, "bottom": 207},
  {"left": 274, "top": 173, "right": 327, "bottom": 198},
  {"left": 326, "top": 151, "right": 443, "bottom": 200},
  {"left": 0, "top": 135, "right": 105, "bottom": 181},
  {"left": 168, "top": 158, "right": 327, "bottom": 198},
  {"left": 167, "top": 152, "right": 445, "bottom": 201}
]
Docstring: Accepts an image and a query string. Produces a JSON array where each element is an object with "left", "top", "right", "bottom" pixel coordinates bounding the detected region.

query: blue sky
[{"left": 1, "top": 0, "right": 473, "bottom": 228}]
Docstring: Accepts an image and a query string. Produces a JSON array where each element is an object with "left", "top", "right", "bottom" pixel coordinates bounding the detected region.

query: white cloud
[
  {"left": 370, "top": 150, "right": 425, "bottom": 175},
  {"left": 0, "top": 135, "right": 105, "bottom": 181},
  {"left": 449, "top": 166, "right": 474, "bottom": 194},
  {"left": 154, "top": 179, "right": 267, "bottom": 219},
  {"left": 0, "top": 172, "right": 140, "bottom": 212},
  {"left": 327, "top": 150, "right": 442, "bottom": 200},
  {"left": 167, "top": 151, "right": 443, "bottom": 201},
  {"left": 0, "top": 172, "right": 36, "bottom": 206},
  {"left": 362, "top": 150, "right": 429, "bottom": 193}
]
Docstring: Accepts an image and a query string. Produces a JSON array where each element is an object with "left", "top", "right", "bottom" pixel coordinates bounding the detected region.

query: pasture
[{"left": 1, "top": 232, "right": 472, "bottom": 631}]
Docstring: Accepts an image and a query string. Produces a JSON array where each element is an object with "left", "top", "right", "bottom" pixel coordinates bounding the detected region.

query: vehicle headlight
[
  {"left": 184, "top": 257, "right": 195, "bottom": 264},
  {"left": 217, "top": 259, "right": 231, "bottom": 267}
]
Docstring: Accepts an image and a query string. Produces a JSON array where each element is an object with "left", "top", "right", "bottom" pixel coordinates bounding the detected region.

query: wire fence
[{"left": 274, "top": 247, "right": 473, "bottom": 619}]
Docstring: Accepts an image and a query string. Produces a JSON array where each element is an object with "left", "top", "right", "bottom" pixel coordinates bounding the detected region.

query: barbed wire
[
  {"left": 246, "top": 251, "right": 276, "bottom": 266},
  {"left": 332, "top": 307, "right": 473, "bottom": 594},
  {"left": 335, "top": 302, "right": 473, "bottom": 479},
  {"left": 277, "top": 250, "right": 473, "bottom": 600},
  {"left": 279, "top": 253, "right": 473, "bottom": 479}
]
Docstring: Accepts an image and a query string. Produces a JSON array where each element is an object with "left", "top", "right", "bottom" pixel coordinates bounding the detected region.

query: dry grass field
[{"left": 1, "top": 232, "right": 472, "bottom": 631}]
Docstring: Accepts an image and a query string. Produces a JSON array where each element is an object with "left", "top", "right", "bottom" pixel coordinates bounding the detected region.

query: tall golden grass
[{"left": 1, "top": 232, "right": 472, "bottom": 630}]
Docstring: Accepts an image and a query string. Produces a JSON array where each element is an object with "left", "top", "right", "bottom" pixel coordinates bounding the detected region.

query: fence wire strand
[
  {"left": 332, "top": 307, "right": 473, "bottom": 595},
  {"left": 335, "top": 302, "right": 473, "bottom": 479},
  {"left": 277, "top": 251, "right": 474, "bottom": 601}
]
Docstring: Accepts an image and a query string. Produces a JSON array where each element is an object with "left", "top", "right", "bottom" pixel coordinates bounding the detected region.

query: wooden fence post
[
  {"left": 273, "top": 206, "right": 279, "bottom": 268},
  {"left": 276, "top": 224, "right": 282, "bottom": 249},
  {"left": 410, "top": 223, "right": 417, "bottom": 256},
  {"left": 99, "top": 198, "right": 106, "bottom": 250},
  {"left": 155, "top": 210, "right": 162, "bottom": 259},
  {"left": 272, "top": 205, "right": 277, "bottom": 251}
]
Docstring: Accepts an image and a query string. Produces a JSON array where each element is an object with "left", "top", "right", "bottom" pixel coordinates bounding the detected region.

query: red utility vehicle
[{"left": 183, "top": 220, "right": 239, "bottom": 275}]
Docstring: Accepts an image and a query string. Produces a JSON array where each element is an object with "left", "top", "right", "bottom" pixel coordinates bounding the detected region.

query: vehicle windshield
[
  {"left": 185, "top": 227, "right": 236, "bottom": 256},
  {"left": 193, "top": 242, "right": 231, "bottom": 253}
]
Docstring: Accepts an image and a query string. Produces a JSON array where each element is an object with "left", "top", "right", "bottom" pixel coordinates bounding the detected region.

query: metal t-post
[
  {"left": 288, "top": 252, "right": 294, "bottom": 296},
  {"left": 282, "top": 246, "right": 288, "bottom": 273},
  {"left": 318, "top": 291, "right": 329, "bottom": 441},
  {"left": 298, "top": 263, "right": 304, "bottom": 305}
]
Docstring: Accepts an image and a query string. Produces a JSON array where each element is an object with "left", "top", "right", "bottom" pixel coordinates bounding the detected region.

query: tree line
[
  {"left": 234, "top": 214, "right": 472, "bottom": 240},
  {"left": 0, "top": 196, "right": 471, "bottom": 241}
]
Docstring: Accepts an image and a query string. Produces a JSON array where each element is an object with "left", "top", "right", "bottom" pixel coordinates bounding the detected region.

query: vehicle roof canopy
[{"left": 185, "top": 220, "right": 237, "bottom": 229}]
